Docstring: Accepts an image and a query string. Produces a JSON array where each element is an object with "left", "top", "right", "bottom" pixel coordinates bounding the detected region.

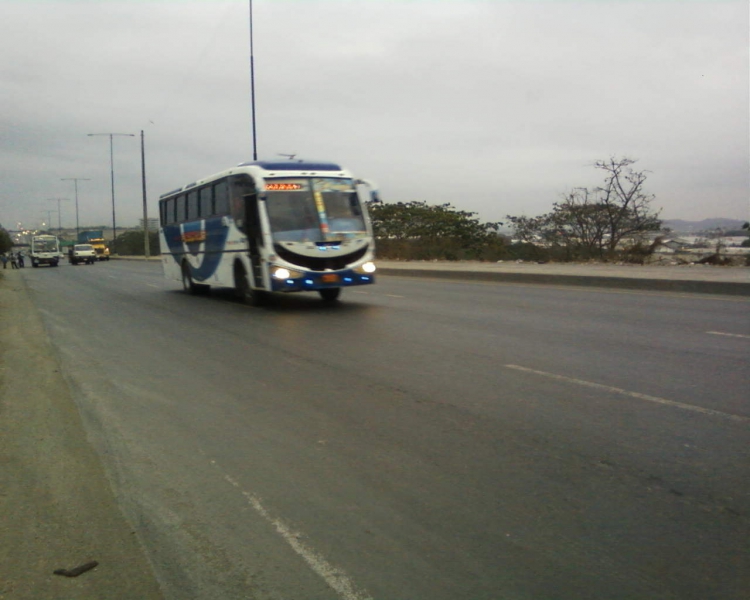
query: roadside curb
[
  {"left": 376, "top": 267, "right": 750, "bottom": 296},
  {"left": 110, "top": 255, "right": 161, "bottom": 262}
]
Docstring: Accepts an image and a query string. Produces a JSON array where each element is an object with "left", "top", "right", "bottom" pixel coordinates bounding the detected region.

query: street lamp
[
  {"left": 87, "top": 132, "right": 135, "bottom": 254},
  {"left": 61, "top": 178, "right": 91, "bottom": 239}
]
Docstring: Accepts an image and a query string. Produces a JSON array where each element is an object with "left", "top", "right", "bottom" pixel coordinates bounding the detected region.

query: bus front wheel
[
  {"left": 319, "top": 288, "right": 341, "bottom": 302},
  {"left": 235, "top": 265, "right": 266, "bottom": 306}
]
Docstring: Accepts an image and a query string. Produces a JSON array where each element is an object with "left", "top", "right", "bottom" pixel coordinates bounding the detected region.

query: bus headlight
[
  {"left": 272, "top": 266, "right": 303, "bottom": 280},
  {"left": 355, "top": 262, "right": 376, "bottom": 274}
]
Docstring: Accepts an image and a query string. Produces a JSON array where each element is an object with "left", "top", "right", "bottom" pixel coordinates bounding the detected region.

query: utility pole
[
  {"left": 249, "top": 0, "right": 258, "bottom": 160},
  {"left": 87, "top": 133, "right": 135, "bottom": 254},
  {"left": 140, "top": 130, "right": 150, "bottom": 259},
  {"left": 41, "top": 209, "right": 54, "bottom": 231},
  {"left": 61, "top": 178, "right": 91, "bottom": 239},
  {"left": 47, "top": 198, "right": 68, "bottom": 232}
]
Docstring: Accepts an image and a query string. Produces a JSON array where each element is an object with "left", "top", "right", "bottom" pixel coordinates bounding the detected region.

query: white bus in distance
[
  {"left": 30, "top": 235, "right": 61, "bottom": 267},
  {"left": 158, "top": 160, "right": 378, "bottom": 304}
]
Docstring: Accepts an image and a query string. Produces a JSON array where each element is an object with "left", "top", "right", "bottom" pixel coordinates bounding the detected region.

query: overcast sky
[{"left": 1, "top": 0, "right": 748, "bottom": 232}]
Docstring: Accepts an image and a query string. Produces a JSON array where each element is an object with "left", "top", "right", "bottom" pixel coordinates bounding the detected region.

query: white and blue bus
[{"left": 158, "top": 160, "right": 378, "bottom": 304}]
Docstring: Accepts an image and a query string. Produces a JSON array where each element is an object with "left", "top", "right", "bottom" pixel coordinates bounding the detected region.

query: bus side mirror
[{"left": 356, "top": 179, "right": 381, "bottom": 203}]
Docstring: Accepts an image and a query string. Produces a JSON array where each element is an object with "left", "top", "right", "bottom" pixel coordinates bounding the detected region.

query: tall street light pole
[
  {"left": 40, "top": 209, "right": 54, "bottom": 231},
  {"left": 140, "top": 130, "right": 150, "bottom": 259},
  {"left": 249, "top": 0, "right": 258, "bottom": 160},
  {"left": 61, "top": 177, "right": 91, "bottom": 240},
  {"left": 87, "top": 132, "right": 135, "bottom": 255},
  {"left": 47, "top": 198, "right": 68, "bottom": 232}
]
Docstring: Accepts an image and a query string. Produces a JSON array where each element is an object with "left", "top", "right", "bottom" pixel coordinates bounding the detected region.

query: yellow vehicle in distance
[
  {"left": 78, "top": 231, "right": 110, "bottom": 261},
  {"left": 88, "top": 237, "right": 110, "bottom": 261}
]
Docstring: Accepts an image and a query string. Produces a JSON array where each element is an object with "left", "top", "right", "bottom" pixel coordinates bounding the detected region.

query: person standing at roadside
[
  {"left": 10, "top": 253, "right": 18, "bottom": 269},
  {"left": 1, "top": 253, "right": 7, "bottom": 269},
  {"left": 16, "top": 252, "right": 24, "bottom": 268}
]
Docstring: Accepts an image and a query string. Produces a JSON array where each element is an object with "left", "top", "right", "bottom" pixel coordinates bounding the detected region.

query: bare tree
[
  {"left": 592, "top": 157, "right": 662, "bottom": 254},
  {"left": 507, "top": 157, "right": 662, "bottom": 259}
]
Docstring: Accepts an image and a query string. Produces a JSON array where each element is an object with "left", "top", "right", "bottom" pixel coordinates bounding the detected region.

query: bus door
[{"left": 244, "top": 193, "right": 264, "bottom": 288}]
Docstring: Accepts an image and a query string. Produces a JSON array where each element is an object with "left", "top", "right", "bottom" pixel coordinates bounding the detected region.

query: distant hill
[{"left": 662, "top": 218, "right": 747, "bottom": 233}]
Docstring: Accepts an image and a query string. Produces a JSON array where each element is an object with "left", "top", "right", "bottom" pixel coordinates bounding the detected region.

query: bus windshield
[
  {"left": 34, "top": 239, "right": 58, "bottom": 252},
  {"left": 264, "top": 178, "right": 366, "bottom": 243}
]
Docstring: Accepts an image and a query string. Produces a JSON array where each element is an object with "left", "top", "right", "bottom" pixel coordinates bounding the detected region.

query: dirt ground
[{"left": 0, "top": 269, "right": 163, "bottom": 599}]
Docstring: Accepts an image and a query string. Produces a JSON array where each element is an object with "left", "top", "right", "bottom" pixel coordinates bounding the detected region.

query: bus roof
[
  {"left": 159, "top": 160, "right": 348, "bottom": 199},
  {"left": 237, "top": 160, "right": 343, "bottom": 171}
]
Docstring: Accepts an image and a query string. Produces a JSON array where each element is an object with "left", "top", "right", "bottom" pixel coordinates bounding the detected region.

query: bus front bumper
[{"left": 270, "top": 268, "right": 375, "bottom": 293}]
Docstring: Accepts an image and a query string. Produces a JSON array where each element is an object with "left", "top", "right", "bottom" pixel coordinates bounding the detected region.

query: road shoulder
[{"left": 0, "top": 270, "right": 163, "bottom": 599}]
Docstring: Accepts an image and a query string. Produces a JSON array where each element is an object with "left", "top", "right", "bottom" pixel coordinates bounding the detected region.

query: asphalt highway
[{"left": 18, "top": 260, "right": 750, "bottom": 599}]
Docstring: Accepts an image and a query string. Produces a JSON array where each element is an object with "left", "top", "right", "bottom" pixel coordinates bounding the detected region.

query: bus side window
[
  {"left": 200, "top": 187, "right": 213, "bottom": 217},
  {"left": 214, "top": 181, "right": 230, "bottom": 216},
  {"left": 175, "top": 195, "right": 185, "bottom": 223},
  {"left": 229, "top": 175, "right": 256, "bottom": 231},
  {"left": 187, "top": 190, "right": 199, "bottom": 220},
  {"left": 164, "top": 199, "right": 172, "bottom": 225}
]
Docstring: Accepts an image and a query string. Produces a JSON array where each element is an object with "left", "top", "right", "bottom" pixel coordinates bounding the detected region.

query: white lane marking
[
  {"left": 504, "top": 364, "right": 749, "bottom": 424},
  {"left": 222, "top": 473, "right": 373, "bottom": 600},
  {"left": 145, "top": 283, "right": 159, "bottom": 288},
  {"left": 707, "top": 331, "right": 750, "bottom": 339},
  {"left": 385, "top": 294, "right": 405, "bottom": 298}
]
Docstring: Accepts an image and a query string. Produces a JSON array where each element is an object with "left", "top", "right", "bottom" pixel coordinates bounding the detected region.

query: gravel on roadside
[{"left": 0, "top": 269, "right": 164, "bottom": 600}]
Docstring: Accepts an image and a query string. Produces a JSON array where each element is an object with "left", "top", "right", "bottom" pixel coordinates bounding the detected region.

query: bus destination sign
[{"left": 266, "top": 183, "right": 303, "bottom": 191}]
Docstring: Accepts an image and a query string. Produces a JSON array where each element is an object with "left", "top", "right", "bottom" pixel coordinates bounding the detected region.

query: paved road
[{"left": 18, "top": 260, "right": 750, "bottom": 599}]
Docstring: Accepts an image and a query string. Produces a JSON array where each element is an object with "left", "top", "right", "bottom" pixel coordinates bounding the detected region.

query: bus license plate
[{"left": 322, "top": 274, "right": 339, "bottom": 283}]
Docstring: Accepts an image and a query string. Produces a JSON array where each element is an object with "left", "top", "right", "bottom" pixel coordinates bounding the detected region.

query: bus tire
[
  {"left": 319, "top": 288, "right": 341, "bottom": 302},
  {"left": 234, "top": 264, "right": 266, "bottom": 306},
  {"left": 182, "top": 262, "right": 209, "bottom": 295}
]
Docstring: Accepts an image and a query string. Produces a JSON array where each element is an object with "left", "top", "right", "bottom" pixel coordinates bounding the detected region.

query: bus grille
[{"left": 274, "top": 244, "right": 369, "bottom": 271}]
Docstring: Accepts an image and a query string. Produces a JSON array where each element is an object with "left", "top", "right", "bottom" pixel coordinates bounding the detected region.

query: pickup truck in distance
[{"left": 69, "top": 244, "right": 97, "bottom": 265}]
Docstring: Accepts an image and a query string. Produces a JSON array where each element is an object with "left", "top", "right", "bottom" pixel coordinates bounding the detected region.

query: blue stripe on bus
[{"left": 164, "top": 218, "right": 230, "bottom": 282}]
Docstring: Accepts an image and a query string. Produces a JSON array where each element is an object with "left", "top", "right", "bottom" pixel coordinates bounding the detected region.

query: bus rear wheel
[
  {"left": 319, "top": 288, "right": 341, "bottom": 302},
  {"left": 182, "top": 262, "right": 209, "bottom": 295}
]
